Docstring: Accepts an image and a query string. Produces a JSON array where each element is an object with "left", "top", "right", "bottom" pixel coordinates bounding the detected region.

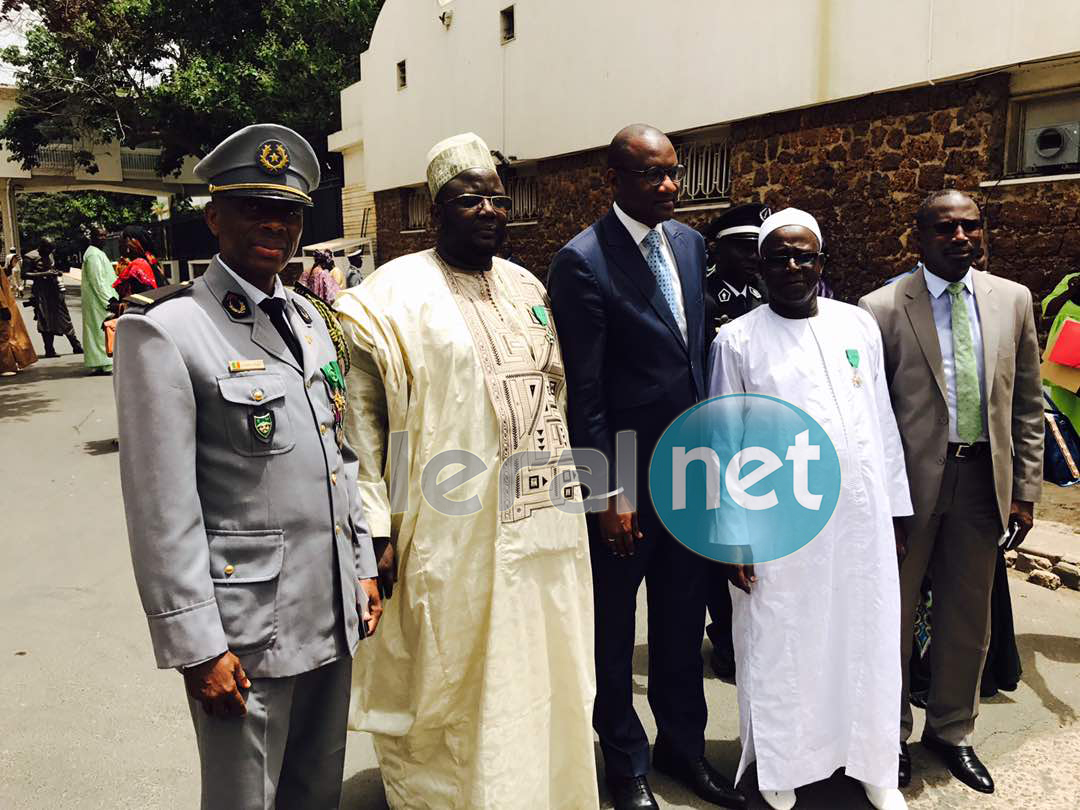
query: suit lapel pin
[
  {"left": 294, "top": 300, "right": 313, "bottom": 325},
  {"left": 223, "top": 291, "right": 251, "bottom": 319}
]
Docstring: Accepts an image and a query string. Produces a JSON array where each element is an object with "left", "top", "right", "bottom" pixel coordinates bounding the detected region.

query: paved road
[{"left": 2, "top": 297, "right": 1079, "bottom": 809}]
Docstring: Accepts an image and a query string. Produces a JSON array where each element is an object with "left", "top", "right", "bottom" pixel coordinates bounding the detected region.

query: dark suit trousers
[
  {"left": 705, "top": 567, "right": 735, "bottom": 663},
  {"left": 591, "top": 502, "right": 709, "bottom": 778},
  {"left": 899, "top": 453, "right": 1001, "bottom": 746}
]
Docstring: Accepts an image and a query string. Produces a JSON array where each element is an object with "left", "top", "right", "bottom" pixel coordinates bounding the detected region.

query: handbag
[
  {"left": 103, "top": 318, "right": 118, "bottom": 357},
  {"left": 1044, "top": 393, "right": 1080, "bottom": 487}
]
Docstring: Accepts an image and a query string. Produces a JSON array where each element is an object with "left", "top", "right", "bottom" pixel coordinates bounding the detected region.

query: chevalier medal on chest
[
  {"left": 846, "top": 348, "right": 862, "bottom": 387},
  {"left": 320, "top": 359, "right": 348, "bottom": 446}
]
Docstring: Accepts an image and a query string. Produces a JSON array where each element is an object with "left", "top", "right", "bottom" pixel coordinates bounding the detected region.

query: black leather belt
[{"left": 947, "top": 442, "right": 988, "bottom": 461}]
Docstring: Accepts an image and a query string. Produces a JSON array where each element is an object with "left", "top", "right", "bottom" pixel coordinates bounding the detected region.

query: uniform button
[
  {"left": 938, "top": 416, "right": 948, "bottom": 425},
  {"left": 335, "top": 524, "right": 342, "bottom": 534},
  {"left": 251, "top": 388, "right": 264, "bottom": 402},
  {"left": 320, "top": 425, "right": 328, "bottom": 435},
  {"left": 223, "top": 564, "right": 235, "bottom": 576},
  {"left": 937, "top": 455, "right": 946, "bottom": 465},
  {"left": 331, "top": 473, "right": 338, "bottom": 486}
]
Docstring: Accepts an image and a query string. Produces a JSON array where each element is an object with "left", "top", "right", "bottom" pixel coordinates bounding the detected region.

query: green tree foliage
[
  {"left": 0, "top": 0, "right": 384, "bottom": 175},
  {"left": 16, "top": 190, "right": 153, "bottom": 250}
]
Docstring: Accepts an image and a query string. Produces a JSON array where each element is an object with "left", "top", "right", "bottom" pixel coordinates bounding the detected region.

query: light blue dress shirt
[{"left": 921, "top": 263, "right": 989, "bottom": 443}]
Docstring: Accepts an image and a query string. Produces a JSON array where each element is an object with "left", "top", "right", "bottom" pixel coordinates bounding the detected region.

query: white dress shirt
[
  {"left": 921, "top": 263, "right": 989, "bottom": 443},
  {"left": 612, "top": 202, "right": 687, "bottom": 343}
]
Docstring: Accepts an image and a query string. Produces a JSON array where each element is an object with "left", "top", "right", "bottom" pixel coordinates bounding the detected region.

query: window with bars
[
  {"left": 505, "top": 175, "right": 539, "bottom": 222},
  {"left": 402, "top": 187, "right": 430, "bottom": 230},
  {"left": 675, "top": 138, "right": 731, "bottom": 206}
]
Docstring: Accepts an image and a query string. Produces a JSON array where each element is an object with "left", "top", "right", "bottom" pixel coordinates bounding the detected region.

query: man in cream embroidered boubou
[{"left": 335, "top": 133, "right": 597, "bottom": 810}]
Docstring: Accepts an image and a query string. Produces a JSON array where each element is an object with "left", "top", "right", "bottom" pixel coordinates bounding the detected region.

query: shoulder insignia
[
  {"left": 222, "top": 291, "right": 252, "bottom": 320},
  {"left": 124, "top": 281, "right": 193, "bottom": 309}
]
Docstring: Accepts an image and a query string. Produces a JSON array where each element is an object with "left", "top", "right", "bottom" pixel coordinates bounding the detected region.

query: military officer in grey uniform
[{"left": 113, "top": 123, "right": 382, "bottom": 810}]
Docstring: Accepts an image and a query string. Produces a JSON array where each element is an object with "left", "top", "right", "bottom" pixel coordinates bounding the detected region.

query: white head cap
[
  {"left": 425, "top": 132, "right": 498, "bottom": 199},
  {"left": 757, "top": 207, "right": 824, "bottom": 255}
]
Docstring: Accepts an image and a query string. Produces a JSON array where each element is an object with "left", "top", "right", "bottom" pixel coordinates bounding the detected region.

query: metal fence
[
  {"left": 121, "top": 149, "right": 160, "bottom": 177},
  {"left": 676, "top": 138, "right": 731, "bottom": 205},
  {"left": 38, "top": 144, "right": 75, "bottom": 172}
]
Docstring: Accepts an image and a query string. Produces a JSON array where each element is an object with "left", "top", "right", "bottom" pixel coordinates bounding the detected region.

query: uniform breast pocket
[
  {"left": 208, "top": 529, "right": 284, "bottom": 653},
  {"left": 216, "top": 373, "right": 295, "bottom": 456}
]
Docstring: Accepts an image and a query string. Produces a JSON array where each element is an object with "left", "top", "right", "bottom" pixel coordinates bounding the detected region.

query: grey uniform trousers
[
  {"left": 188, "top": 657, "right": 351, "bottom": 810},
  {"left": 899, "top": 451, "right": 1001, "bottom": 746}
]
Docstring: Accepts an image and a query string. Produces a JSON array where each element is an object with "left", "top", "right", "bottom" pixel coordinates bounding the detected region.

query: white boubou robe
[{"left": 709, "top": 298, "right": 912, "bottom": 792}]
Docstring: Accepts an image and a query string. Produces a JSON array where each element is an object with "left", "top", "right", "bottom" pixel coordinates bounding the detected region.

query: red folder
[{"left": 1048, "top": 318, "right": 1080, "bottom": 369}]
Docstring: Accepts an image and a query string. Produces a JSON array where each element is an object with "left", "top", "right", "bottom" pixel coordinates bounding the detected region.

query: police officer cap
[
  {"left": 195, "top": 123, "right": 320, "bottom": 207},
  {"left": 706, "top": 203, "right": 772, "bottom": 242}
]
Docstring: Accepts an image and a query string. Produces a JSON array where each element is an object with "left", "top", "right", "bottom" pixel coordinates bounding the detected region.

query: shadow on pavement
[
  {"left": 1016, "top": 632, "right": 1080, "bottom": 725},
  {"left": 83, "top": 437, "right": 119, "bottom": 455},
  {"left": 0, "top": 381, "right": 54, "bottom": 421},
  {"left": 340, "top": 766, "right": 388, "bottom": 808}
]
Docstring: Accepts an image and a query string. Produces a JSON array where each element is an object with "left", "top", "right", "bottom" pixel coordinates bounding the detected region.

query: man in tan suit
[{"left": 859, "top": 190, "right": 1043, "bottom": 796}]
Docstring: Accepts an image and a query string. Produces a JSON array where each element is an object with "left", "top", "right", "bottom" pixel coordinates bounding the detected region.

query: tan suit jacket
[{"left": 859, "top": 267, "right": 1043, "bottom": 532}]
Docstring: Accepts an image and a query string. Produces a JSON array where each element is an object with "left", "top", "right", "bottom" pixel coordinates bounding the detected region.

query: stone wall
[{"left": 372, "top": 73, "right": 1080, "bottom": 307}]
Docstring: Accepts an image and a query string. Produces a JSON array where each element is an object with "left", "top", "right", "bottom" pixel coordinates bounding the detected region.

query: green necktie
[{"left": 947, "top": 281, "right": 983, "bottom": 443}]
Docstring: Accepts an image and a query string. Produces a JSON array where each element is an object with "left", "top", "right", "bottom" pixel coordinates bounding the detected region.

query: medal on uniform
[
  {"left": 250, "top": 407, "right": 275, "bottom": 444},
  {"left": 321, "top": 360, "right": 347, "bottom": 446},
  {"left": 530, "top": 304, "right": 550, "bottom": 327},
  {"left": 846, "top": 349, "right": 861, "bottom": 387}
]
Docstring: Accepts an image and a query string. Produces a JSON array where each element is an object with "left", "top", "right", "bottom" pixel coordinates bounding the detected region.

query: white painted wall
[{"left": 332, "top": 0, "right": 1080, "bottom": 193}]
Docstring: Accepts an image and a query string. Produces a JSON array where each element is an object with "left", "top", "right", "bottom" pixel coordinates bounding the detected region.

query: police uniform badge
[
  {"left": 257, "top": 140, "right": 290, "bottom": 175},
  {"left": 223, "top": 291, "right": 251, "bottom": 319},
  {"left": 321, "top": 360, "right": 347, "bottom": 447},
  {"left": 250, "top": 407, "right": 275, "bottom": 444}
]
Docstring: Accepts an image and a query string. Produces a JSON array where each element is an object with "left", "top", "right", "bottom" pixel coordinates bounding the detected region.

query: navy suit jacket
[{"left": 547, "top": 208, "right": 707, "bottom": 495}]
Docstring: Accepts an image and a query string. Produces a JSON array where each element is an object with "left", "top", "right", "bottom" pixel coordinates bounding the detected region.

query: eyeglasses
[
  {"left": 761, "top": 252, "right": 823, "bottom": 271},
  {"left": 441, "top": 193, "right": 513, "bottom": 212},
  {"left": 619, "top": 164, "right": 686, "bottom": 187},
  {"left": 930, "top": 219, "right": 982, "bottom": 236}
]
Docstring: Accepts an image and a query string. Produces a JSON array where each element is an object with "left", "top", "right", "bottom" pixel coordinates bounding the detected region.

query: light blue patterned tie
[{"left": 643, "top": 229, "right": 686, "bottom": 337}]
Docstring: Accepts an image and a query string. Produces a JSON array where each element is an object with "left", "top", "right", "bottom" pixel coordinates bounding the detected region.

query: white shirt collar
[
  {"left": 921, "top": 262, "right": 974, "bottom": 299},
  {"left": 613, "top": 201, "right": 664, "bottom": 247},
  {"left": 217, "top": 254, "right": 287, "bottom": 306}
]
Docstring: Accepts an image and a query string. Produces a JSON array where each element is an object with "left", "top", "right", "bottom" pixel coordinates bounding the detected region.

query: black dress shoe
[
  {"left": 606, "top": 774, "right": 659, "bottom": 810},
  {"left": 652, "top": 744, "right": 746, "bottom": 808},
  {"left": 898, "top": 741, "right": 911, "bottom": 788},
  {"left": 921, "top": 734, "right": 994, "bottom": 794}
]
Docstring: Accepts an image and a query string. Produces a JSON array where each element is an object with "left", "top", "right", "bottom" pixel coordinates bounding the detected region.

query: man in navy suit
[{"left": 548, "top": 124, "right": 745, "bottom": 810}]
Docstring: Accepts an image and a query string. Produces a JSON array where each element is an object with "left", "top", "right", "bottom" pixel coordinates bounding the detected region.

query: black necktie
[{"left": 259, "top": 298, "right": 303, "bottom": 367}]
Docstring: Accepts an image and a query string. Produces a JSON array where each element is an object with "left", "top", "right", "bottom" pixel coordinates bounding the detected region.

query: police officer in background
[
  {"left": 702, "top": 203, "right": 770, "bottom": 334},
  {"left": 699, "top": 203, "right": 769, "bottom": 680},
  {"left": 113, "top": 124, "right": 382, "bottom": 810}
]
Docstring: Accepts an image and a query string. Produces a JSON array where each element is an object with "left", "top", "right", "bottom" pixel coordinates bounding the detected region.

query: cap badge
[
  {"left": 223, "top": 291, "right": 251, "bottom": 319},
  {"left": 257, "top": 140, "right": 290, "bottom": 176}
]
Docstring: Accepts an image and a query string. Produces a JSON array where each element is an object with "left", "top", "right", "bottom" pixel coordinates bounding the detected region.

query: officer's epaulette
[{"left": 123, "top": 281, "right": 194, "bottom": 309}]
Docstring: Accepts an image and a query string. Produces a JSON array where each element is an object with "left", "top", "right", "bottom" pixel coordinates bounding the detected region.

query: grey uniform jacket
[{"left": 114, "top": 257, "right": 377, "bottom": 679}]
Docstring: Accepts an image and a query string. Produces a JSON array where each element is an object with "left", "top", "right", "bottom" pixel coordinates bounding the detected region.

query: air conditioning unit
[{"left": 1022, "top": 122, "right": 1080, "bottom": 171}]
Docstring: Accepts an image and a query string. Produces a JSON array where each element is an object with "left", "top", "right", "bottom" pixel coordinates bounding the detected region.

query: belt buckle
[{"left": 953, "top": 443, "right": 971, "bottom": 460}]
